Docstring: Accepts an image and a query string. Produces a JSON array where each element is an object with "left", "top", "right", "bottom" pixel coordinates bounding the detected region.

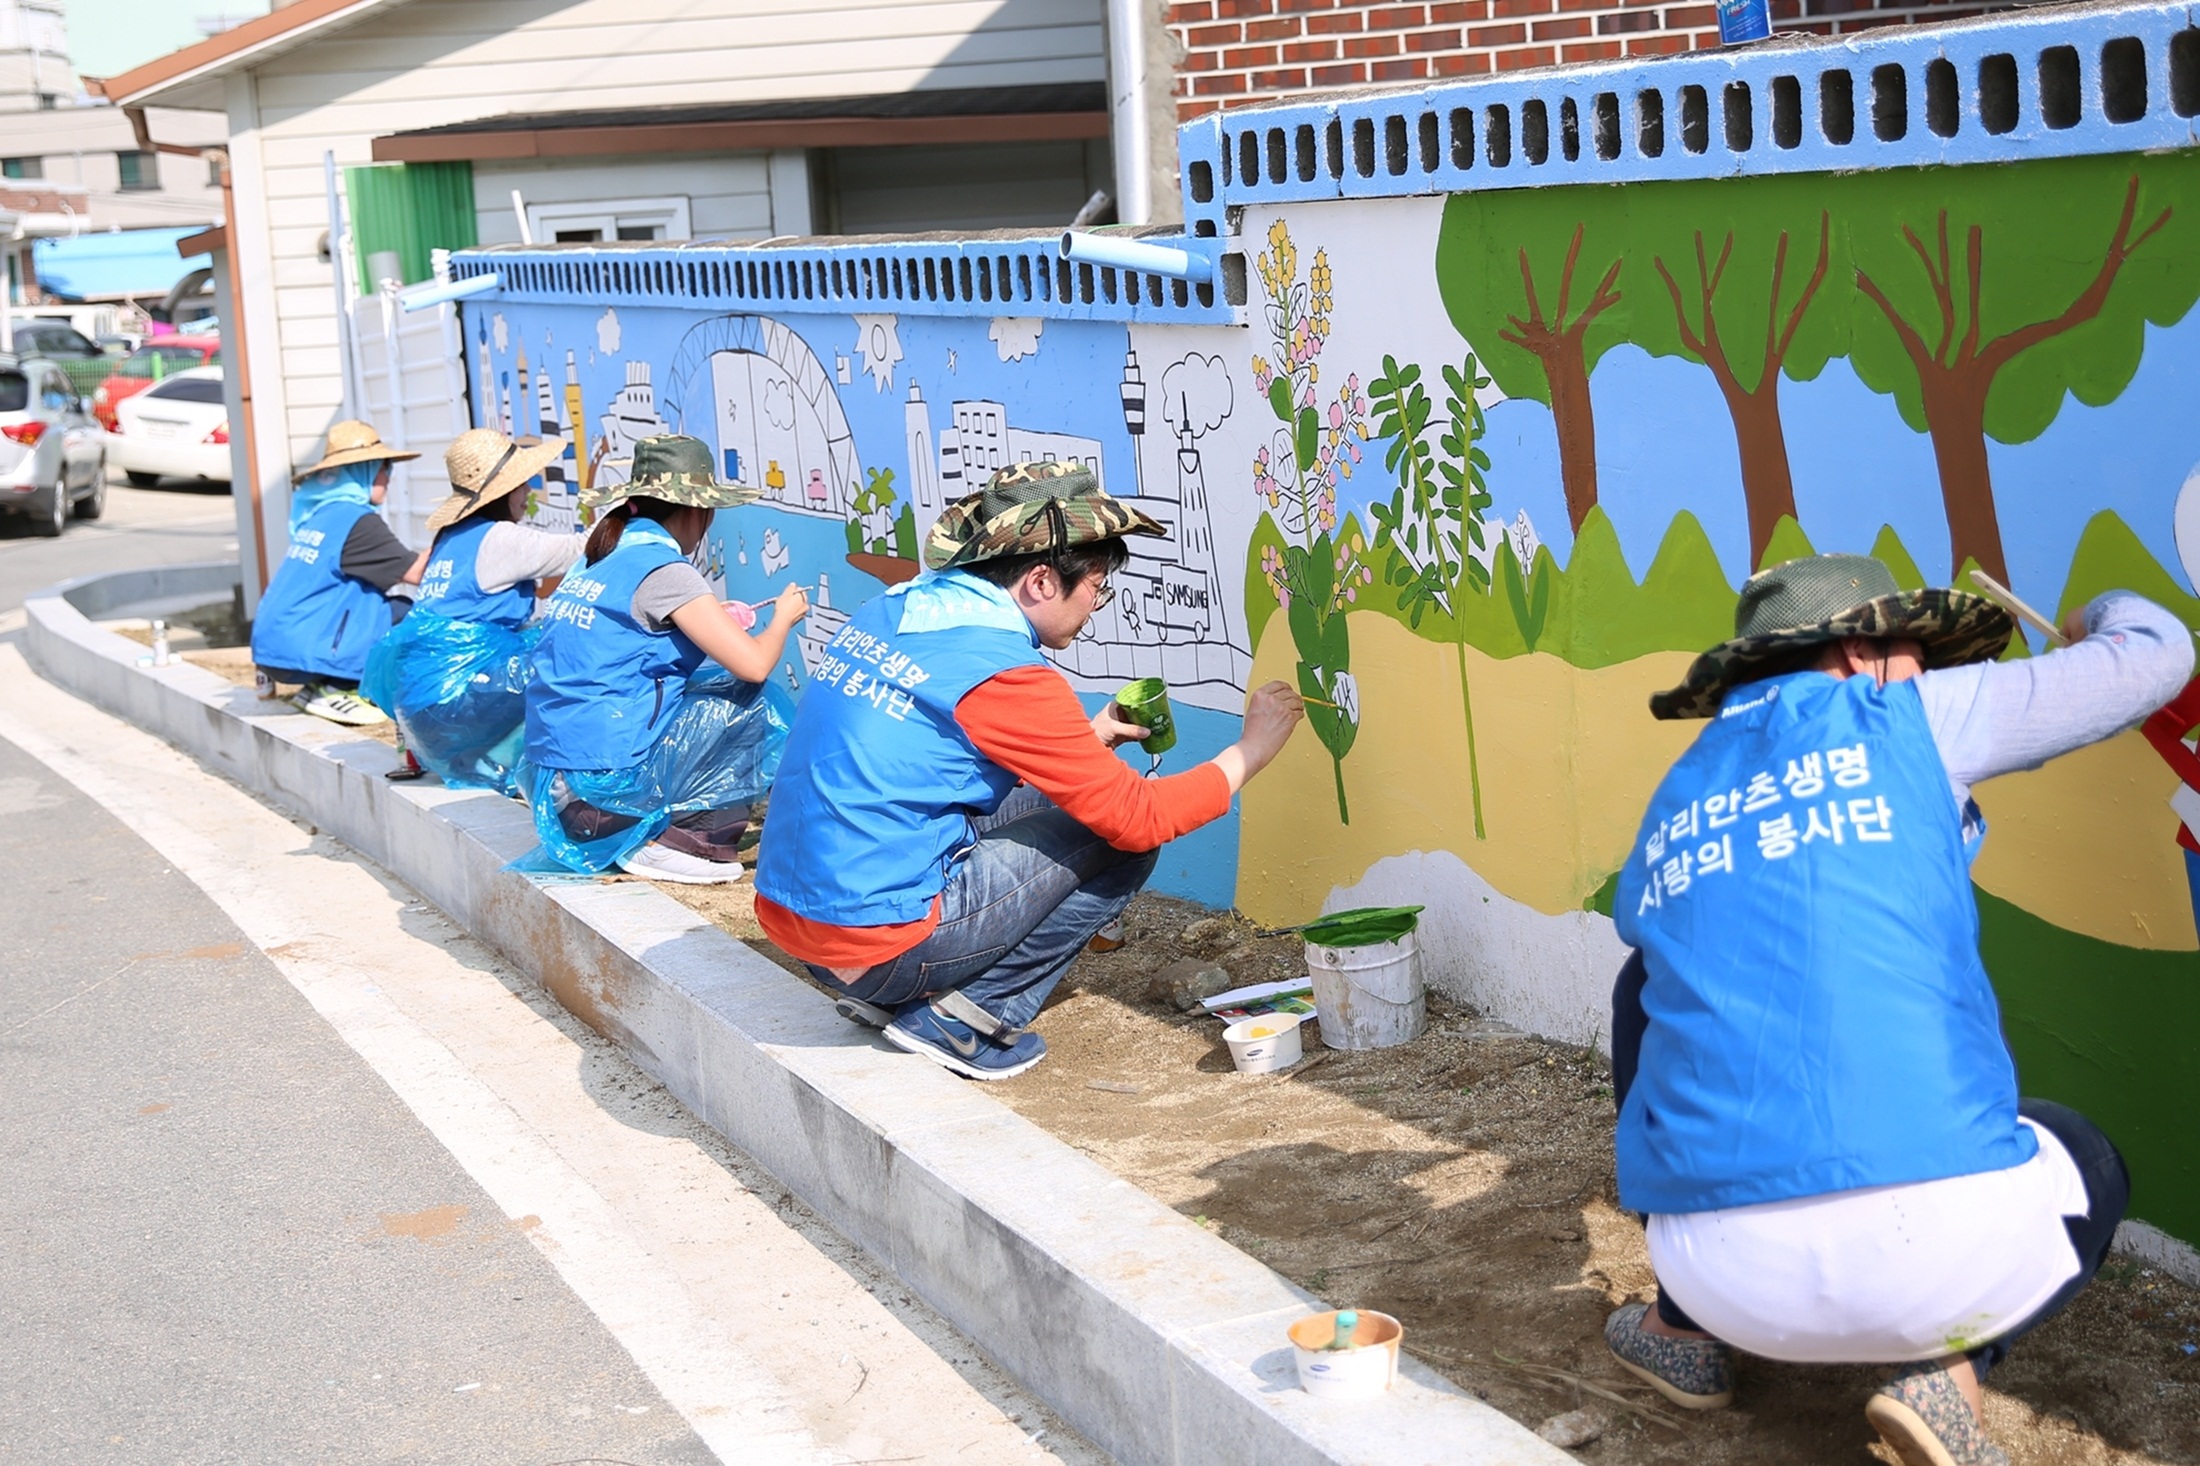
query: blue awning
[{"left": 31, "top": 228, "right": 203, "bottom": 302}]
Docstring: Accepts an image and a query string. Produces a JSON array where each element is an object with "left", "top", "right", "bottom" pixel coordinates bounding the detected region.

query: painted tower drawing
[
  {"left": 530, "top": 348, "right": 579, "bottom": 534},
  {"left": 905, "top": 382, "right": 940, "bottom": 512},
  {"left": 1042, "top": 347, "right": 1247, "bottom": 697}
]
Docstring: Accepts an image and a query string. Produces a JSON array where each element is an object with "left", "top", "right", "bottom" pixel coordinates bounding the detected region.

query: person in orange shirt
[{"left": 754, "top": 461, "right": 1304, "bottom": 1079}]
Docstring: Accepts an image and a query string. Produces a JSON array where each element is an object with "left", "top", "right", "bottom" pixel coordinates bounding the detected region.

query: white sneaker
[
  {"left": 295, "top": 685, "right": 389, "bottom": 727},
  {"left": 616, "top": 842, "right": 747, "bottom": 886}
]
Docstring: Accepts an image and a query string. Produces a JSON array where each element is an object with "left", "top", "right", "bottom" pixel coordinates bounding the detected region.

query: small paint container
[
  {"left": 1222, "top": 1012, "right": 1306, "bottom": 1074},
  {"left": 1113, "top": 677, "right": 1178, "bottom": 755},
  {"left": 1714, "top": 0, "right": 1771, "bottom": 43},
  {"left": 1287, "top": 1310, "right": 1403, "bottom": 1400}
]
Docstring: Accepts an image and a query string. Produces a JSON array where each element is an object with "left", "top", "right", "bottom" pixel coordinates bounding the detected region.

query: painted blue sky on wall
[{"left": 1468, "top": 312, "right": 2200, "bottom": 610}]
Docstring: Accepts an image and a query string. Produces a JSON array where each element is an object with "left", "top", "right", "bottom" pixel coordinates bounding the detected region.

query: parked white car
[
  {"left": 0, "top": 356, "right": 106, "bottom": 537},
  {"left": 109, "top": 366, "right": 232, "bottom": 487}
]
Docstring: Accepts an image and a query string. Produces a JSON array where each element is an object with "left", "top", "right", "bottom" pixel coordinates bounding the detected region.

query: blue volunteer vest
[
  {"left": 416, "top": 517, "right": 538, "bottom": 628},
  {"left": 754, "top": 577, "right": 1051, "bottom": 926},
  {"left": 523, "top": 522, "right": 707, "bottom": 772},
  {"left": 1613, "top": 671, "right": 2035, "bottom": 1215},
  {"left": 250, "top": 499, "right": 392, "bottom": 681}
]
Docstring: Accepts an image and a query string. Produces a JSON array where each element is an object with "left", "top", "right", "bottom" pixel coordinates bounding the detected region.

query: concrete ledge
[{"left": 25, "top": 563, "right": 1570, "bottom": 1466}]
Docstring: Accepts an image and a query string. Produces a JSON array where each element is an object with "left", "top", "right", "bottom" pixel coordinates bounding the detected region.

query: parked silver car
[{"left": 0, "top": 357, "right": 107, "bottom": 537}]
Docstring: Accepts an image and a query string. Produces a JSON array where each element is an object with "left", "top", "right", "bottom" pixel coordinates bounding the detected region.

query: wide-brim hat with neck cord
[
  {"left": 1649, "top": 553, "right": 2014, "bottom": 720},
  {"left": 425, "top": 428, "right": 570, "bottom": 534},
  {"left": 923, "top": 460, "right": 1167, "bottom": 572},
  {"left": 292, "top": 419, "right": 420, "bottom": 482},
  {"left": 582, "top": 434, "right": 762, "bottom": 516}
]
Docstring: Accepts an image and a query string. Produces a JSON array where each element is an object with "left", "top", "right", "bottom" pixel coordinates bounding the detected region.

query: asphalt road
[
  {"left": 0, "top": 470, "right": 239, "bottom": 611},
  {"left": 0, "top": 732, "right": 717, "bottom": 1464}
]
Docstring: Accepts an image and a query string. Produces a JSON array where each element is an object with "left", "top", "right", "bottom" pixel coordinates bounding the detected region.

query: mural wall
[{"left": 468, "top": 145, "right": 2200, "bottom": 1247}]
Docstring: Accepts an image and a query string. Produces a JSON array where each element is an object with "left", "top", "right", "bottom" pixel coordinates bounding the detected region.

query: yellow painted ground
[{"left": 1237, "top": 611, "right": 2198, "bottom": 952}]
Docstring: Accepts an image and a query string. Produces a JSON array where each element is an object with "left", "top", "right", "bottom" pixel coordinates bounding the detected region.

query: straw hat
[
  {"left": 292, "top": 419, "right": 420, "bottom": 482},
  {"left": 583, "top": 434, "right": 760, "bottom": 516},
  {"left": 426, "top": 428, "right": 571, "bottom": 534},
  {"left": 1649, "top": 554, "right": 2013, "bottom": 720}
]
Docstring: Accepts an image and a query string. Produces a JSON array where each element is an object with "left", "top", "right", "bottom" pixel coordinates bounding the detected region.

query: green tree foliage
[
  {"left": 1628, "top": 176, "right": 1852, "bottom": 569},
  {"left": 1436, "top": 195, "right": 1625, "bottom": 534},
  {"left": 1846, "top": 155, "right": 2200, "bottom": 582}
]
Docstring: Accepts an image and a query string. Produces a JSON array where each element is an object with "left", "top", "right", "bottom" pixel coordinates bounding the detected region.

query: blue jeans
[
  {"left": 811, "top": 786, "right": 1158, "bottom": 1030},
  {"left": 1611, "top": 952, "right": 2130, "bottom": 1376}
]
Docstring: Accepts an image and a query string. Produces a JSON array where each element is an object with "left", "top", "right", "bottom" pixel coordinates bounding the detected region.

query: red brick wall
[{"left": 1169, "top": 0, "right": 1991, "bottom": 120}]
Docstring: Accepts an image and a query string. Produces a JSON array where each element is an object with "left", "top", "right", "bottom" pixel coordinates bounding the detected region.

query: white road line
[{"left": 0, "top": 645, "right": 1081, "bottom": 1466}]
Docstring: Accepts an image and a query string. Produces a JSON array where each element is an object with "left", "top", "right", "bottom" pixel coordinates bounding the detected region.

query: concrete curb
[{"left": 25, "top": 564, "right": 1571, "bottom": 1466}]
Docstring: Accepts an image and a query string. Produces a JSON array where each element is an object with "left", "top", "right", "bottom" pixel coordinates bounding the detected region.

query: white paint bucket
[
  {"left": 1287, "top": 1310, "right": 1403, "bottom": 1400},
  {"left": 1222, "top": 1012, "right": 1305, "bottom": 1074},
  {"left": 1305, "top": 930, "right": 1425, "bottom": 1050}
]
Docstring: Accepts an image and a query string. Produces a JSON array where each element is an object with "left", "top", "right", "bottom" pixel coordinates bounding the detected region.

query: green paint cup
[{"left": 1113, "top": 677, "right": 1178, "bottom": 756}]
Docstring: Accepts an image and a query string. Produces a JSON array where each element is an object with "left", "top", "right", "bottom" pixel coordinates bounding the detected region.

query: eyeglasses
[{"left": 1089, "top": 578, "right": 1116, "bottom": 611}]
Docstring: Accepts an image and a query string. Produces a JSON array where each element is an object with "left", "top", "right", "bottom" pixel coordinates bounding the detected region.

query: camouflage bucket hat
[
  {"left": 584, "top": 434, "right": 761, "bottom": 515},
  {"left": 1650, "top": 553, "right": 2013, "bottom": 720},
  {"left": 923, "top": 460, "right": 1167, "bottom": 572}
]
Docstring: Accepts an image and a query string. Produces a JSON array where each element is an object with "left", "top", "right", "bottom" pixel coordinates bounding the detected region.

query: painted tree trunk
[
  {"left": 1918, "top": 371, "right": 2009, "bottom": 585},
  {"left": 1543, "top": 337, "right": 1599, "bottom": 534},
  {"left": 1716, "top": 378, "right": 1801, "bottom": 570}
]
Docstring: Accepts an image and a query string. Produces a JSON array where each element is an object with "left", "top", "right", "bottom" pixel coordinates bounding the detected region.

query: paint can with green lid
[
  {"left": 1113, "top": 677, "right": 1178, "bottom": 756},
  {"left": 1302, "top": 905, "right": 1426, "bottom": 1050}
]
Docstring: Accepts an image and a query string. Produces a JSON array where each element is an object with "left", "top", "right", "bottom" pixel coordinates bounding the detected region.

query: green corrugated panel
[{"left": 344, "top": 161, "right": 478, "bottom": 295}]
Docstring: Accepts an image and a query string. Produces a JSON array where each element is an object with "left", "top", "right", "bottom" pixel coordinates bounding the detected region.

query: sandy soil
[{"left": 663, "top": 882, "right": 2200, "bottom": 1465}]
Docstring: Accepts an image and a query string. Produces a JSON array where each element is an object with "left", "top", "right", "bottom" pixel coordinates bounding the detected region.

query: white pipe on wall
[
  {"left": 323, "top": 150, "right": 360, "bottom": 419},
  {"left": 1061, "top": 230, "right": 1209, "bottom": 282},
  {"left": 1106, "top": 0, "right": 1152, "bottom": 226}
]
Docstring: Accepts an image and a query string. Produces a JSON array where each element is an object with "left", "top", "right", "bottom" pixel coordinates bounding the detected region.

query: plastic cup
[
  {"left": 1287, "top": 1310, "right": 1403, "bottom": 1400},
  {"left": 1223, "top": 1012, "right": 1306, "bottom": 1074},
  {"left": 1113, "top": 677, "right": 1178, "bottom": 756}
]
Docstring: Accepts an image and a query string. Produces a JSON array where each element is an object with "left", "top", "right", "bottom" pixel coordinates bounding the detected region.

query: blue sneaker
[{"left": 885, "top": 1001, "right": 1048, "bottom": 1081}]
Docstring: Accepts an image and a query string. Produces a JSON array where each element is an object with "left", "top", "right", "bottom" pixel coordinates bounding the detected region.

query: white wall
[
  {"left": 224, "top": 0, "right": 1104, "bottom": 513},
  {"left": 472, "top": 155, "right": 777, "bottom": 247}
]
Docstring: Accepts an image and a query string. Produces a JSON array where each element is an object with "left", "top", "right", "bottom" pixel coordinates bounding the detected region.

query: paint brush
[{"left": 1966, "top": 569, "right": 2068, "bottom": 647}]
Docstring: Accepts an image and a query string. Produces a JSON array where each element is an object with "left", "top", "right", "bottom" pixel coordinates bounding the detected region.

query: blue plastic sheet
[
  {"left": 361, "top": 610, "right": 538, "bottom": 796},
  {"left": 516, "top": 668, "right": 794, "bottom": 875}
]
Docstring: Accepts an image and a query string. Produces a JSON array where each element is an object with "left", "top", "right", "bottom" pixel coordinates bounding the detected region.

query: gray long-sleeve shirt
[{"left": 1916, "top": 592, "right": 2194, "bottom": 836}]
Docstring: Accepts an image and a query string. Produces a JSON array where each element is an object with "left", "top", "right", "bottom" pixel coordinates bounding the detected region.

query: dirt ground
[{"left": 667, "top": 881, "right": 2200, "bottom": 1465}]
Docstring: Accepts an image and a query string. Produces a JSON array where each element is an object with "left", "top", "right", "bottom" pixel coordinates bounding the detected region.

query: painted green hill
[
  {"left": 1980, "top": 886, "right": 2200, "bottom": 1250},
  {"left": 2058, "top": 510, "right": 2200, "bottom": 630}
]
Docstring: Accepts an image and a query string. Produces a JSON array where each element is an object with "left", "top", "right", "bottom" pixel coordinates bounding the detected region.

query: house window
[
  {"left": 1, "top": 157, "right": 40, "bottom": 179},
  {"left": 207, "top": 156, "right": 224, "bottom": 188},
  {"left": 524, "top": 196, "right": 691, "bottom": 245},
  {"left": 116, "top": 150, "right": 159, "bottom": 191}
]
